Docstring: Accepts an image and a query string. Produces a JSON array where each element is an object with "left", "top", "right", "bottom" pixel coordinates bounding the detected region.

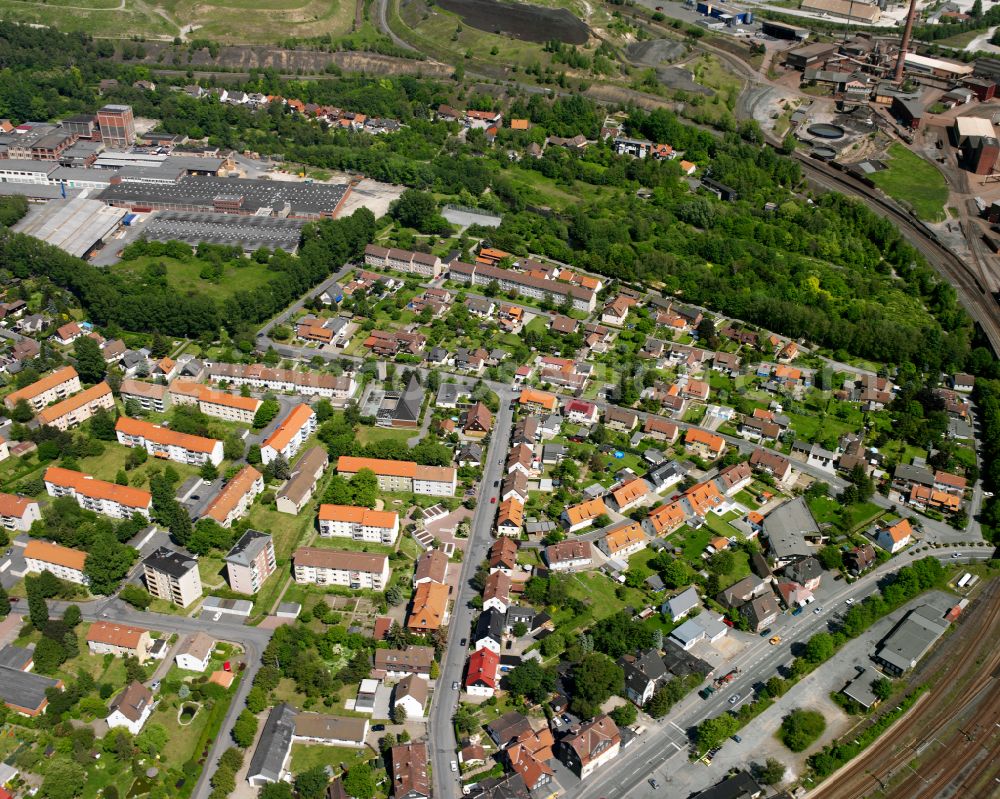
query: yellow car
[{"left": 769, "top": 636, "right": 782, "bottom": 645}]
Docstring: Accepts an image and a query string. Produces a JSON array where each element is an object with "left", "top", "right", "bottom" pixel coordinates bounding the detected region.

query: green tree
[
  {"left": 780, "top": 708, "right": 826, "bottom": 752},
  {"left": 83, "top": 535, "right": 136, "bottom": 596},
  {"left": 872, "top": 677, "right": 893, "bottom": 701},
  {"left": 135, "top": 723, "right": 168, "bottom": 757},
  {"left": 293, "top": 766, "right": 328, "bottom": 799},
  {"left": 27, "top": 579, "right": 49, "bottom": 629},
  {"left": 245, "top": 686, "right": 268, "bottom": 713},
  {"left": 505, "top": 660, "right": 555, "bottom": 704},
  {"left": 223, "top": 435, "right": 245, "bottom": 461},
  {"left": 252, "top": 399, "right": 280, "bottom": 429},
  {"left": 0, "top": 585, "right": 8, "bottom": 618},
  {"left": 696, "top": 713, "right": 739, "bottom": 751},
  {"left": 11, "top": 398, "right": 33, "bottom": 423},
  {"left": 41, "top": 757, "right": 86, "bottom": 799},
  {"left": 123, "top": 656, "right": 146, "bottom": 684},
  {"left": 33, "top": 636, "right": 66, "bottom": 674},
  {"left": 89, "top": 408, "right": 117, "bottom": 441},
  {"left": 62, "top": 630, "right": 80, "bottom": 659},
  {"left": 570, "top": 654, "right": 623, "bottom": 718},
  {"left": 232, "top": 710, "right": 258, "bottom": 748},
  {"left": 610, "top": 702, "right": 637, "bottom": 727},
  {"left": 350, "top": 468, "right": 379, "bottom": 508},
  {"left": 150, "top": 332, "right": 171, "bottom": 359},
  {"left": 73, "top": 335, "right": 106, "bottom": 383},
  {"left": 805, "top": 632, "right": 835, "bottom": 664},
  {"left": 342, "top": 764, "right": 376, "bottom": 799},
  {"left": 259, "top": 784, "right": 292, "bottom": 799},
  {"left": 200, "top": 461, "right": 219, "bottom": 481},
  {"left": 758, "top": 757, "right": 786, "bottom": 785},
  {"left": 119, "top": 585, "right": 152, "bottom": 610},
  {"left": 708, "top": 550, "right": 735, "bottom": 576}
]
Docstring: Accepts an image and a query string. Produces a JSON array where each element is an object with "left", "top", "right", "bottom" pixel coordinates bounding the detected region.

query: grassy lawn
[
  {"left": 673, "top": 525, "right": 713, "bottom": 562},
  {"left": 245, "top": 501, "right": 315, "bottom": 561},
  {"left": 715, "top": 549, "right": 750, "bottom": 590},
  {"left": 703, "top": 512, "right": 742, "bottom": 540},
  {"left": 869, "top": 144, "right": 948, "bottom": 222},
  {"left": 785, "top": 411, "right": 857, "bottom": 445},
  {"left": 110, "top": 254, "right": 275, "bottom": 302},
  {"left": 734, "top": 489, "right": 761, "bottom": 508},
  {"left": 807, "top": 495, "right": 843, "bottom": 527},
  {"left": 76, "top": 442, "right": 207, "bottom": 493},
  {"left": 289, "top": 743, "right": 372, "bottom": 773},
  {"left": 356, "top": 425, "right": 415, "bottom": 447},
  {"left": 843, "top": 501, "right": 885, "bottom": 533},
  {"left": 877, "top": 439, "right": 928, "bottom": 466},
  {"left": 198, "top": 556, "right": 228, "bottom": 589},
  {"left": 310, "top": 536, "right": 396, "bottom": 555}
]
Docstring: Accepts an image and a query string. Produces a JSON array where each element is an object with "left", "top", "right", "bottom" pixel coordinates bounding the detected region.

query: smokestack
[{"left": 895, "top": 0, "right": 920, "bottom": 83}]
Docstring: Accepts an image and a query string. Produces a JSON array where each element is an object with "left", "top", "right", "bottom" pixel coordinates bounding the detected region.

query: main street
[
  {"left": 571, "top": 545, "right": 994, "bottom": 799},
  {"left": 428, "top": 386, "right": 517, "bottom": 799}
]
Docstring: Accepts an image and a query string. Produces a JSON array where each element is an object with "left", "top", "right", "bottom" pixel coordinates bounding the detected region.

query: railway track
[{"left": 808, "top": 579, "right": 1000, "bottom": 799}]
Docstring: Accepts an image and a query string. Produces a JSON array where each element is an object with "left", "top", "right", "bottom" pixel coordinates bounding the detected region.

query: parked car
[
  {"left": 452, "top": 681, "right": 459, "bottom": 690},
  {"left": 649, "top": 778, "right": 660, "bottom": 789},
  {"left": 451, "top": 761, "right": 458, "bottom": 772},
  {"left": 372, "top": 724, "right": 385, "bottom": 732},
  {"left": 460, "top": 637, "right": 467, "bottom": 647},
  {"left": 490, "top": 497, "right": 496, "bottom": 503},
  {"left": 759, "top": 628, "right": 772, "bottom": 637},
  {"left": 729, "top": 694, "right": 740, "bottom": 705}
]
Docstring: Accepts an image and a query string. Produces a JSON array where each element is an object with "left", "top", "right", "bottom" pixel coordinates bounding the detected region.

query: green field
[
  {"left": 0, "top": 0, "right": 357, "bottom": 41},
  {"left": 111, "top": 255, "right": 275, "bottom": 303},
  {"left": 869, "top": 144, "right": 949, "bottom": 222}
]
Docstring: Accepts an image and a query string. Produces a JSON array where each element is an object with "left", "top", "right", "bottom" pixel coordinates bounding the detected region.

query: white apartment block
[
  {"left": 23, "top": 539, "right": 89, "bottom": 585},
  {"left": 169, "top": 380, "right": 261, "bottom": 424},
  {"left": 364, "top": 244, "right": 442, "bottom": 278},
  {"left": 207, "top": 363, "right": 357, "bottom": 399},
  {"left": 120, "top": 379, "right": 170, "bottom": 413},
  {"left": 318, "top": 504, "right": 399, "bottom": 544},
  {"left": 4, "top": 366, "right": 81, "bottom": 412},
  {"left": 36, "top": 382, "right": 115, "bottom": 431},
  {"left": 0, "top": 492, "right": 41, "bottom": 532},
  {"left": 44, "top": 466, "right": 152, "bottom": 520},
  {"left": 261, "top": 404, "right": 316, "bottom": 465},
  {"left": 202, "top": 465, "right": 264, "bottom": 527},
  {"left": 116, "top": 416, "right": 224, "bottom": 467},
  {"left": 224, "top": 529, "right": 276, "bottom": 595},
  {"left": 448, "top": 261, "right": 596, "bottom": 313},
  {"left": 293, "top": 547, "right": 391, "bottom": 590},
  {"left": 336, "top": 457, "right": 457, "bottom": 497}
]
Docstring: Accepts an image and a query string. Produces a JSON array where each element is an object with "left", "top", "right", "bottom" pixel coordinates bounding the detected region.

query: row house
[
  {"left": 609, "top": 477, "right": 650, "bottom": 513},
  {"left": 643, "top": 415, "right": 679, "bottom": 442},
  {"left": 116, "top": 416, "right": 224, "bottom": 466},
  {"left": 749, "top": 448, "right": 794, "bottom": 486},
  {"left": 44, "top": 466, "right": 152, "bottom": 519},
  {"left": 908, "top": 484, "right": 961, "bottom": 514},
  {"left": 544, "top": 539, "right": 593, "bottom": 572},
  {"left": 540, "top": 358, "right": 591, "bottom": 392},
  {"left": 336, "top": 456, "right": 457, "bottom": 496},
  {"left": 202, "top": 465, "right": 264, "bottom": 527},
  {"left": 364, "top": 244, "right": 442, "bottom": 278},
  {"left": 36, "top": 382, "right": 114, "bottom": 431},
  {"left": 276, "top": 446, "right": 328, "bottom": 515},
  {"left": 86, "top": 622, "right": 152, "bottom": 663},
  {"left": 562, "top": 498, "right": 607, "bottom": 532},
  {"left": 207, "top": 362, "right": 357, "bottom": 399},
  {"left": 261, "top": 404, "right": 316, "bottom": 465},
  {"left": 319, "top": 504, "right": 400, "bottom": 544},
  {"left": 293, "top": 547, "right": 390, "bottom": 590},
  {"left": 598, "top": 520, "right": 646, "bottom": 560},
  {"left": 644, "top": 501, "right": 687, "bottom": 537},
  {"left": 496, "top": 497, "right": 524, "bottom": 538},
  {"left": 448, "top": 260, "right": 597, "bottom": 313},
  {"left": 374, "top": 646, "right": 435, "bottom": 678}
]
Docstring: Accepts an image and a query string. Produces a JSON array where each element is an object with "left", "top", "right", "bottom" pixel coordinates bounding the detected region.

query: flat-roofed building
[
  {"left": 293, "top": 547, "right": 390, "bottom": 590},
  {"left": 261, "top": 404, "right": 316, "bottom": 465},
  {"left": 142, "top": 546, "right": 203, "bottom": 607},
  {"left": 116, "top": 416, "right": 224, "bottom": 466},
  {"left": 247, "top": 704, "right": 296, "bottom": 786},
  {"left": 0, "top": 492, "right": 41, "bottom": 532},
  {"left": 4, "top": 366, "right": 80, "bottom": 412},
  {"left": 318, "top": 504, "right": 399, "bottom": 544},
  {"left": 120, "top": 379, "right": 170, "bottom": 413},
  {"left": 202, "top": 465, "right": 263, "bottom": 527},
  {"left": 23, "top": 539, "right": 89, "bottom": 585},
  {"left": 36, "top": 382, "right": 114, "bottom": 430},
  {"left": 336, "top": 456, "right": 457, "bottom": 496},
  {"left": 276, "top": 446, "right": 328, "bottom": 515},
  {"left": 44, "top": 465, "right": 152, "bottom": 519},
  {"left": 86, "top": 621, "right": 152, "bottom": 662},
  {"left": 224, "top": 529, "right": 276, "bottom": 595}
]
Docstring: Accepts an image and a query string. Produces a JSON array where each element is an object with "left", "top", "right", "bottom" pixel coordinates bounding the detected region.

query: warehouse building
[
  {"left": 954, "top": 116, "right": 1000, "bottom": 175},
  {"left": 98, "top": 175, "right": 352, "bottom": 219},
  {"left": 12, "top": 197, "right": 127, "bottom": 259},
  {"left": 141, "top": 211, "right": 306, "bottom": 253}
]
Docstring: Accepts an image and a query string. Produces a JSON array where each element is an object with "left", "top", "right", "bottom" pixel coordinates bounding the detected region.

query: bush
[{"left": 780, "top": 708, "right": 826, "bottom": 752}]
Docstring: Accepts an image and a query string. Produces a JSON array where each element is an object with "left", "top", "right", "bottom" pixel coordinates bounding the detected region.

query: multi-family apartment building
[
  {"left": 142, "top": 546, "right": 203, "bottom": 607},
  {"left": 207, "top": 363, "right": 357, "bottom": 399},
  {"left": 116, "top": 416, "right": 224, "bottom": 466},
  {"left": 364, "top": 244, "right": 442, "bottom": 278},
  {"left": 169, "top": 380, "right": 262, "bottom": 424},
  {"left": 275, "top": 446, "right": 328, "bottom": 515},
  {"left": 23, "top": 539, "right": 89, "bottom": 585},
  {"left": 0, "top": 493, "right": 41, "bottom": 532},
  {"left": 86, "top": 621, "right": 152, "bottom": 662},
  {"left": 44, "top": 466, "right": 152, "bottom": 519},
  {"left": 292, "top": 547, "right": 391, "bottom": 590},
  {"left": 36, "top": 382, "right": 114, "bottom": 430},
  {"left": 4, "top": 366, "right": 81, "bottom": 412},
  {"left": 335, "top": 456, "right": 457, "bottom": 496},
  {"left": 448, "top": 260, "right": 597, "bottom": 313},
  {"left": 120, "top": 379, "right": 170, "bottom": 413},
  {"left": 224, "top": 529, "right": 276, "bottom": 594},
  {"left": 261, "top": 404, "right": 316, "bottom": 465},
  {"left": 318, "top": 504, "right": 399, "bottom": 544},
  {"left": 202, "top": 465, "right": 263, "bottom": 527}
]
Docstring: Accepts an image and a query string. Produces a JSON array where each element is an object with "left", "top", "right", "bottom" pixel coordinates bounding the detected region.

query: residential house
[
  {"left": 564, "top": 399, "right": 599, "bottom": 426},
  {"left": 116, "top": 416, "right": 223, "bottom": 467},
  {"left": 684, "top": 429, "right": 725, "bottom": 460},
  {"left": 4, "top": 366, "right": 81, "bottom": 412},
  {"left": 175, "top": 632, "right": 215, "bottom": 672},
  {"left": 609, "top": 478, "right": 650, "bottom": 513},
  {"left": 465, "top": 647, "right": 500, "bottom": 697},
  {"left": 562, "top": 498, "right": 607, "bottom": 532},
  {"left": 406, "top": 581, "right": 449, "bottom": 632},
  {"left": 336, "top": 456, "right": 456, "bottom": 496},
  {"left": 86, "top": 622, "right": 152, "bottom": 662},
  {"left": 783, "top": 556, "right": 823, "bottom": 591},
  {"left": 475, "top": 608, "right": 505, "bottom": 654},
  {"left": 489, "top": 537, "right": 519, "bottom": 575},
  {"left": 718, "top": 575, "right": 769, "bottom": 610},
  {"left": 464, "top": 401, "right": 493, "bottom": 438},
  {"left": 665, "top": 586, "right": 701, "bottom": 622},
  {"left": 505, "top": 728, "right": 555, "bottom": 792},
  {"left": 483, "top": 571, "right": 512, "bottom": 613},
  {"left": 374, "top": 646, "right": 434, "bottom": 679},
  {"left": 107, "top": 681, "right": 155, "bottom": 735},
  {"left": 845, "top": 544, "right": 876, "bottom": 574},
  {"left": 598, "top": 521, "right": 646, "bottom": 560},
  {"left": 619, "top": 648, "right": 669, "bottom": 705},
  {"left": 716, "top": 462, "right": 752, "bottom": 495},
  {"left": 544, "top": 540, "right": 593, "bottom": 572},
  {"left": 601, "top": 295, "right": 635, "bottom": 327},
  {"left": 413, "top": 549, "right": 448, "bottom": 586},
  {"left": 120, "top": 379, "right": 170, "bottom": 413},
  {"left": 749, "top": 448, "right": 794, "bottom": 486},
  {"left": 604, "top": 406, "right": 638, "bottom": 432},
  {"left": 763, "top": 496, "right": 826, "bottom": 567},
  {"left": 35, "top": 382, "right": 114, "bottom": 431},
  {"left": 247, "top": 704, "right": 296, "bottom": 787},
  {"left": 643, "top": 416, "right": 679, "bottom": 443},
  {"left": 519, "top": 388, "right": 559, "bottom": 412},
  {"left": 558, "top": 716, "right": 621, "bottom": 779},
  {"left": 875, "top": 518, "right": 913, "bottom": 554},
  {"left": 644, "top": 501, "right": 687, "bottom": 537},
  {"left": 393, "top": 674, "right": 428, "bottom": 719},
  {"left": 741, "top": 592, "right": 780, "bottom": 632}
]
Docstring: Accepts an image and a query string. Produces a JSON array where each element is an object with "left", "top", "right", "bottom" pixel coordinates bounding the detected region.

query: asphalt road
[
  {"left": 571, "top": 546, "right": 995, "bottom": 799},
  {"left": 428, "top": 387, "right": 517, "bottom": 799}
]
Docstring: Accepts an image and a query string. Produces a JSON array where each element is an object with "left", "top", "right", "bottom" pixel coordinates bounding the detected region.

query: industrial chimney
[{"left": 894, "top": 0, "right": 920, "bottom": 83}]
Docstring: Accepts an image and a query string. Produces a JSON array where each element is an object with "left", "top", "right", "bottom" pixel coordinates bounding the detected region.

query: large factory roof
[
  {"left": 141, "top": 211, "right": 306, "bottom": 252},
  {"left": 97, "top": 175, "right": 350, "bottom": 217},
  {"left": 13, "top": 197, "right": 127, "bottom": 258}
]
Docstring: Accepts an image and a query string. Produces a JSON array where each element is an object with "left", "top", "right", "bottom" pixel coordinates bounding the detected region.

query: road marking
[{"left": 670, "top": 721, "right": 685, "bottom": 733}]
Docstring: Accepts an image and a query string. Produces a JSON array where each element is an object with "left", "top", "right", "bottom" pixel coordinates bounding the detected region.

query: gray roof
[
  {"left": 764, "top": 497, "right": 821, "bottom": 560},
  {"left": 784, "top": 556, "right": 823, "bottom": 584},
  {"left": 476, "top": 608, "right": 505, "bottom": 643},
  {"left": 670, "top": 618, "right": 707, "bottom": 645},
  {"left": 875, "top": 604, "right": 950, "bottom": 673},
  {"left": 248, "top": 703, "right": 296, "bottom": 783},
  {"left": 12, "top": 197, "right": 127, "bottom": 258},
  {"left": 893, "top": 463, "right": 934, "bottom": 486},
  {"left": 201, "top": 595, "right": 253, "bottom": 615},
  {"left": 392, "top": 374, "right": 424, "bottom": 424},
  {"left": 436, "top": 383, "right": 461, "bottom": 405},
  {"left": 690, "top": 771, "right": 764, "bottom": 799},
  {"left": 0, "top": 644, "right": 33, "bottom": 671},
  {"left": 98, "top": 175, "right": 349, "bottom": 217},
  {"left": 225, "top": 529, "right": 272, "bottom": 567},
  {"left": 666, "top": 586, "right": 701, "bottom": 618},
  {"left": 620, "top": 648, "right": 668, "bottom": 695},
  {"left": 0, "top": 664, "right": 61, "bottom": 712},
  {"left": 648, "top": 460, "right": 687, "bottom": 486},
  {"left": 141, "top": 211, "right": 305, "bottom": 252},
  {"left": 143, "top": 546, "right": 198, "bottom": 579},
  {"left": 841, "top": 668, "right": 879, "bottom": 708}
]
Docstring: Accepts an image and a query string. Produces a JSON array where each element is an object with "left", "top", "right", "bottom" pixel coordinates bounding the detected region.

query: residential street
[{"left": 428, "top": 386, "right": 517, "bottom": 799}]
